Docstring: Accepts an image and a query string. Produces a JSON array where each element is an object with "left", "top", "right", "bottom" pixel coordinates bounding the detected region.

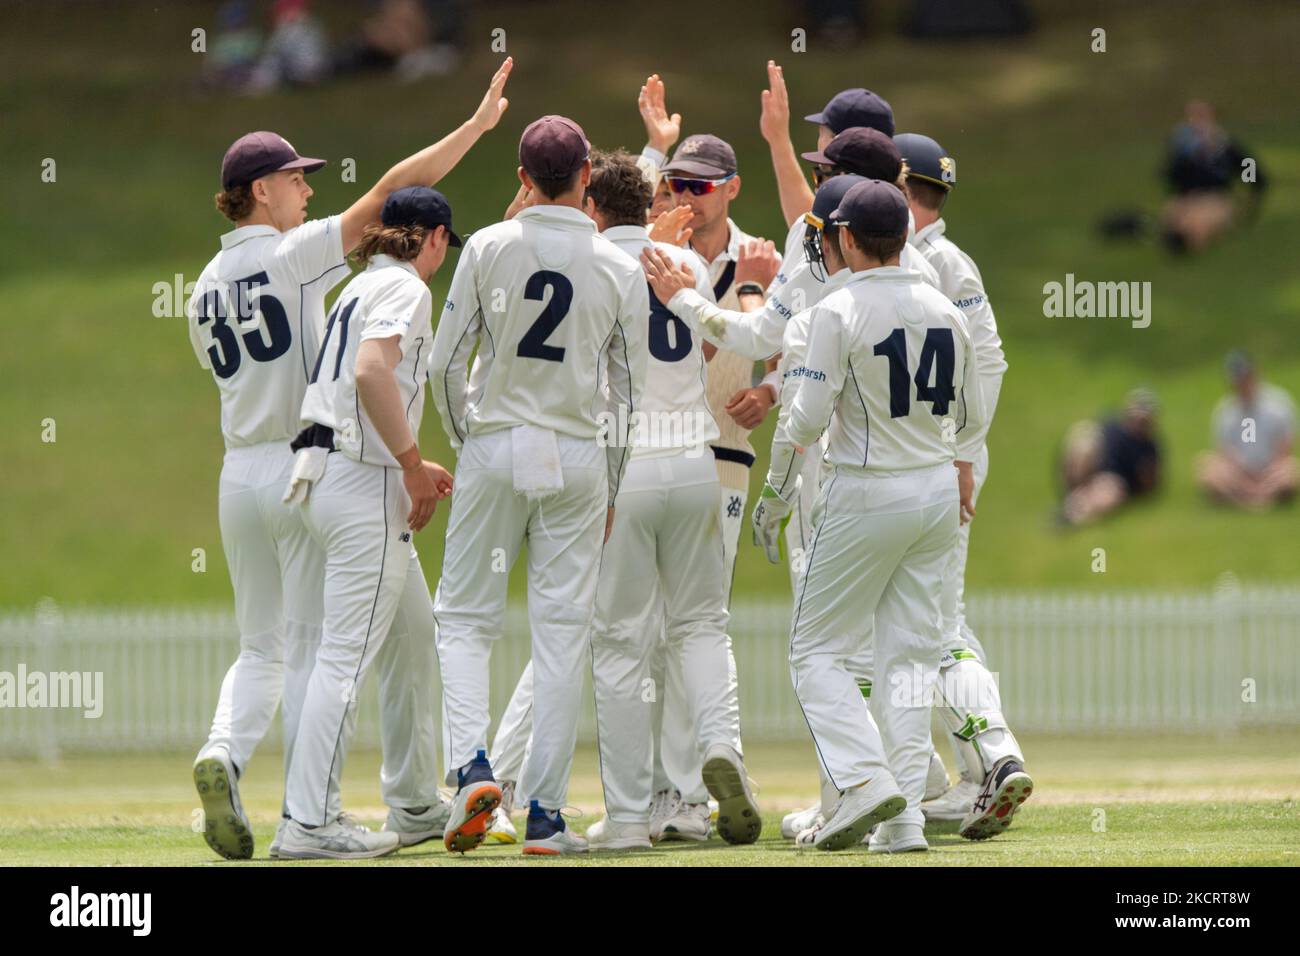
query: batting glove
[{"left": 751, "top": 482, "right": 794, "bottom": 565}]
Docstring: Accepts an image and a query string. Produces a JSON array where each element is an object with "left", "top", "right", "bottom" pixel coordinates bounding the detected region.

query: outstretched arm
[
  {"left": 760, "top": 61, "right": 815, "bottom": 227},
  {"left": 340, "top": 58, "right": 513, "bottom": 252}
]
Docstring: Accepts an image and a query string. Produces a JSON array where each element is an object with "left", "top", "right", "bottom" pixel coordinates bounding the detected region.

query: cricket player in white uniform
[
  {"left": 636, "top": 133, "right": 775, "bottom": 840},
  {"left": 776, "top": 180, "right": 984, "bottom": 852},
  {"left": 430, "top": 115, "right": 647, "bottom": 856},
  {"left": 189, "top": 62, "right": 512, "bottom": 860},
  {"left": 274, "top": 186, "right": 461, "bottom": 860},
  {"left": 896, "top": 133, "right": 1033, "bottom": 839},
  {"left": 576, "top": 150, "right": 761, "bottom": 850}
]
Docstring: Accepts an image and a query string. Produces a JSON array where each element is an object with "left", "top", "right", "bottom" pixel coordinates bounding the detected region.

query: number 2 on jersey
[
  {"left": 517, "top": 270, "right": 573, "bottom": 362},
  {"left": 872, "top": 327, "right": 956, "bottom": 417}
]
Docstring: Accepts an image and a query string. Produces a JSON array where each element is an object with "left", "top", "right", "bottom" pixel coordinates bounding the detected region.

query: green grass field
[
  {"left": 2, "top": 732, "right": 1297, "bottom": 866},
  {"left": 3, "top": 0, "right": 1300, "bottom": 609}
]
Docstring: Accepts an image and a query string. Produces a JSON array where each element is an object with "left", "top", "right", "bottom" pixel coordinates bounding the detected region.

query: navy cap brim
[
  {"left": 447, "top": 228, "right": 463, "bottom": 248},
  {"left": 275, "top": 156, "right": 327, "bottom": 176},
  {"left": 804, "top": 111, "right": 829, "bottom": 125},
  {"left": 801, "top": 147, "right": 833, "bottom": 165},
  {"left": 661, "top": 158, "right": 732, "bottom": 178}
]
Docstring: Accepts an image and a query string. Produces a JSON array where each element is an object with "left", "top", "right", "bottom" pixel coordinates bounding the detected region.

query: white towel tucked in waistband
[
  {"left": 511, "top": 424, "right": 564, "bottom": 502},
  {"left": 282, "top": 446, "right": 329, "bottom": 504}
]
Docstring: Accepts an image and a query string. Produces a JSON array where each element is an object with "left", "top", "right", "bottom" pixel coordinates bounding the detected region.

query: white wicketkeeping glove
[{"left": 751, "top": 482, "right": 794, "bottom": 565}]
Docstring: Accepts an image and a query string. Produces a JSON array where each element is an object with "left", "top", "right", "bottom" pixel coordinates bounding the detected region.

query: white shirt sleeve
[
  {"left": 953, "top": 313, "right": 987, "bottom": 462},
  {"left": 360, "top": 277, "right": 431, "bottom": 351},
  {"left": 274, "top": 215, "right": 347, "bottom": 285},
  {"left": 665, "top": 260, "right": 818, "bottom": 361},
  {"left": 187, "top": 285, "right": 213, "bottom": 370},
  {"left": 637, "top": 146, "right": 666, "bottom": 186},
  {"left": 786, "top": 303, "right": 846, "bottom": 450},
  {"left": 429, "top": 243, "right": 483, "bottom": 449}
]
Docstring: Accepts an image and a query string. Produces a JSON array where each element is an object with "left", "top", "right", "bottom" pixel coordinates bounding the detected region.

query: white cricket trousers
[
  {"left": 434, "top": 430, "right": 606, "bottom": 810},
  {"left": 936, "top": 445, "right": 1022, "bottom": 776},
  {"left": 592, "top": 452, "right": 732, "bottom": 823},
  {"left": 790, "top": 464, "right": 959, "bottom": 827},
  {"left": 651, "top": 470, "right": 746, "bottom": 803},
  {"left": 286, "top": 453, "right": 439, "bottom": 826},
  {"left": 206, "top": 441, "right": 322, "bottom": 781}
]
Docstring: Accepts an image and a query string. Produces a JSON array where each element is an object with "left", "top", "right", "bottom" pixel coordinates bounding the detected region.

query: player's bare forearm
[
  {"left": 771, "top": 139, "right": 815, "bottom": 227},
  {"left": 340, "top": 58, "right": 512, "bottom": 251},
  {"left": 355, "top": 338, "right": 417, "bottom": 460}
]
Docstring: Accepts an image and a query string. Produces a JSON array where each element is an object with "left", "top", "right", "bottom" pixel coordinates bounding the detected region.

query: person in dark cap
[
  {"left": 781, "top": 177, "right": 992, "bottom": 853},
  {"left": 758, "top": 59, "right": 894, "bottom": 228},
  {"left": 1197, "top": 351, "right": 1297, "bottom": 508},
  {"left": 429, "top": 113, "right": 651, "bottom": 858},
  {"left": 278, "top": 184, "right": 463, "bottom": 860},
  {"left": 188, "top": 59, "right": 511, "bottom": 863},
  {"left": 893, "top": 131, "right": 1028, "bottom": 837}
]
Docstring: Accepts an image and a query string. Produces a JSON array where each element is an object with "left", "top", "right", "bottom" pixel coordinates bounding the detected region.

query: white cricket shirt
[{"left": 187, "top": 215, "right": 349, "bottom": 448}]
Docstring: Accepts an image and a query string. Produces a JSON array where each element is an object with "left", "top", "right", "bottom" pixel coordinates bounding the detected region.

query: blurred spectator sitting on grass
[
  {"left": 245, "top": 0, "right": 330, "bottom": 95},
  {"left": 1161, "top": 100, "right": 1265, "bottom": 254},
  {"left": 334, "top": 0, "right": 467, "bottom": 83},
  {"left": 203, "top": 1, "right": 262, "bottom": 91},
  {"left": 1058, "top": 389, "right": 1163, "bottom": 527},
  {"left": 1196, "top": 351, "right": 1297, "bottom": 509}
]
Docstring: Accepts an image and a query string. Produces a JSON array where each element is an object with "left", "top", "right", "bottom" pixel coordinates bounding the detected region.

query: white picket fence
[{"left": 1, "top": 586, "right": 1297, "bottom": 758}]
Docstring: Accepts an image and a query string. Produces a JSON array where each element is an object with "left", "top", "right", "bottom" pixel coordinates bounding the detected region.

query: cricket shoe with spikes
[
  {"left": 921, "top": 775, "right": 980, "bottom": 821},
  {"left": 781, "top": 805, "right": 822, "bottom": 840},
  {"left": 813, "top": 775, "right": 906, "bottom": 852},
  {"left": 444, "top": 750, "right": 502, "bottom": 854},
  {"left": 959, "top": 758, "right": 1034, "bottom": 841},
  {"left": 794, "top": 820, "right": 823, "bottom": 848},
  {"left": 193, "top": 745, "right": 254, "bottom": 860},
  {"left": 701, "top": 744, "right": 762, "bottom": 845},
  {"left": 925, "top": 750, "right": 952, "bottom": 801},
  {"left": 522, "top": 801, "right": 588, "bottom": 856}
]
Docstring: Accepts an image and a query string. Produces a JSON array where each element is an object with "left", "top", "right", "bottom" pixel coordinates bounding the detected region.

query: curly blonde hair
[{"left": 352, "top": 223, "right": 429, "bottom": 266}]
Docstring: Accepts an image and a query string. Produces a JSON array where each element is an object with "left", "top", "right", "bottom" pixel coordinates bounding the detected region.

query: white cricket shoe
[
  {"left": 867, "top": 820, "right": 928, "bottom": 853},
  {"left": 276, "top": 818, "right": 401, "bottom": 860},
  {"left": 522, "top": 803, "right": 588, "bottom": 856},
  {"left": 384, "top": 797, "right": 452, "bottom": 847},
  {"left": 925, "top": 750, "right": 952, "bottom": 802},
  {"left": 659, "top": 801, "right": 711, "bottom": 842},
  {"left": 269, "top": 818, "right": 288, "bottom": 859},
  {"left": 921, "top": 776, "right": 980, "bottom": 821},
  {"left": 781, "top": 805, "right": 822, "bottom": 840},
  {"left": 701, "top": 744, "right": 761, "bottom": 845},
  {"left": 486, "top": 780, "right": 518, "bottom": 845},
  {"left": 959, "top": 758, "right": 1034, "bottom": 841},
  {"left": 648, "top": 788, "right": 680, "bottom": 842},
  {"left": 813, "top": 776, "right": 905, "bottom": 852},
  {"left": 193, "top": 746, "right": 253, "bottom": 860},
  {"left": 586, "top": 817, "right": 652, "bottom": 851}
]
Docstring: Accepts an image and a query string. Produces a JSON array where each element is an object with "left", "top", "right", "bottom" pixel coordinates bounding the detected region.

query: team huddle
[{"left": 186, "top": 55, "right": 1032, "bottom": 859}]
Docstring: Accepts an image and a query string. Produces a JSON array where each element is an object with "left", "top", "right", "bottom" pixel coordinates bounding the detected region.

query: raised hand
[
  {"left": 759, "top": 60, "right": 791, "bottom": 145},
  {"left": 472, "top": 57, "right": 513, "bottom": 132},
  {"left": 638, "top": 73, "right": 681, "bottom": 155},
  {"left": 736, "top": 238, "right": 780, "bottom": 288},
  {"left": 648, "top": 204, "right": 693, "bottom": 247}
]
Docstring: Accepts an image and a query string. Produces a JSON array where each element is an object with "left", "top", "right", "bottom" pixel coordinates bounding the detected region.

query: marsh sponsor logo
[
  {"left": 1042, "top": 273, "right": 1151, "bottom": 328},
  {"left": 0, "top": 665, "right": 103, "bottom": 718},
  {"left": 954, "top": 294, "right": 985, "bottom": 310},
  {"left": 50, "top": 886, "right": 151, "bottom": 936},
  {"left": 786, "top": 365, "right": 826, "bottom": 382}
]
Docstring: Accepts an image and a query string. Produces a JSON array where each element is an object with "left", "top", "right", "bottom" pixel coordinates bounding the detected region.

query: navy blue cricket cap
[
  {"left": 894, "top": 133, "right": 956, "bottom": 191},
  {"left": 519, "top": 115, "right": 590, "bottom": 181},
  {"left": 802, "top": 127, "right": 901, "bottom": 181},
  {"left": 805, "top": 88, "right": 895, "bottom": 137},
  {"left": 661, "top": 134, "right": 738, "bottom": 178},
  {"left": 221, "top": 131, "right": 325, "bottom": 190},
  {"left": 381, "top": 186, "right": 462, "bottom": 247},
  {"left": 808, "top": 175, "right": 866, "bottom": 229},
  {"left": 830, "top": 179, "right": 909, "bottom": 237}
]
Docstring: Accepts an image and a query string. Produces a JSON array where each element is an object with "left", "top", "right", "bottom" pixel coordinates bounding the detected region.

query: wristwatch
[{"left": 735, "top": 281, "right": 765, "bottom": 297}]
